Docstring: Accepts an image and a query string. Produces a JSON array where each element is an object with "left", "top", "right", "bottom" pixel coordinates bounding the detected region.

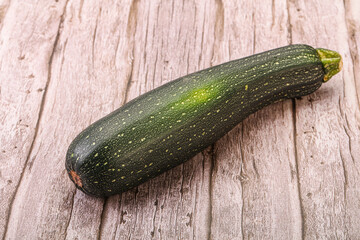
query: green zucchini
[{"left": 66, "top": 44, "right": 342, "bottom": 197}]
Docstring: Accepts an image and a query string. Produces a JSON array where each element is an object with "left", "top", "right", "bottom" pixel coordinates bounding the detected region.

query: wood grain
[
  {"left": 0, "top": 0, "right": 359, "bottom": 239},
  {"left": 0, "top": 0, "right": 67, "bottom": 238}
]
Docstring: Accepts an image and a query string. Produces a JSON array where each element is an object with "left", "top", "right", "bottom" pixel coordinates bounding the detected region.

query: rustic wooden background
[{"left": 1, "top": 0, "right": 359, "bottom": 239}]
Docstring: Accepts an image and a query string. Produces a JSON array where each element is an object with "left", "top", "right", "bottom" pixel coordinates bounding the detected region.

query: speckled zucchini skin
[{"left": 66, "top": 44, "right": 328, "bottom": 197}]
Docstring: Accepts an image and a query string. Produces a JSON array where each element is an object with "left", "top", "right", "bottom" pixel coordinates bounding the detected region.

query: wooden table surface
[{"left": 1, "top": 0, "right": 359, "bottom": 239}]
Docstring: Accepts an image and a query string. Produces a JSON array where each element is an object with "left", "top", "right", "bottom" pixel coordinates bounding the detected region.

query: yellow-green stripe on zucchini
[{"left": 66, "top": 44, "right": 342, "bottom": 197}]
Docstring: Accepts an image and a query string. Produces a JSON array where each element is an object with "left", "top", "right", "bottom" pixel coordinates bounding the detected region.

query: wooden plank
[
  {"left": 99, "top": 1, "right": 217, "bottom": 239},
  {"left": 343, "top": 3, "right": 360, "bottom": 237},
  {"left": 210, "top": 0, "right": 303, "bottom": 239},
  {"left": 289, "top": 0, "right": 360, "bottom": 239},
  {"left": 0, "top": 1, "right": 67, "bottom": 238},
  {"left": 64, "top": 2, "right": 138, "bottom": 239},
  {"left": 3, "top": 0, "right": 134, "bottom": 238}
]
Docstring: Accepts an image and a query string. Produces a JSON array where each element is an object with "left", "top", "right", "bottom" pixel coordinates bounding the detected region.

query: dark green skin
[{"left": 66, "top": 44, "right": 325, "bottom": 197}]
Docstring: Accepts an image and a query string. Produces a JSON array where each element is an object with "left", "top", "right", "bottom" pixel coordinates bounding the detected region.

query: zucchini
[{"left": 66, "top": 44, "right": 342, "bottom": 197}]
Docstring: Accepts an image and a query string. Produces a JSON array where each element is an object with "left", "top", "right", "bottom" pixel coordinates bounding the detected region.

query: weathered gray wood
[
  {"left": 210, "top": 1, "right": 303, "bottom": 239},
  {"left": 0, "top": 1, "right": 67, "bottom": 238},
  {"left": 0, "top": 0, "right": 359, "bottom": 239},
  {"left": 99, "top": 1, "right": 215, "bottom": 239},
  {"left": 289, "top": 0, "right": 360, "bottom": 239},
  {"left": 343, "top": 1, "right": 360, "bottom": 237}
]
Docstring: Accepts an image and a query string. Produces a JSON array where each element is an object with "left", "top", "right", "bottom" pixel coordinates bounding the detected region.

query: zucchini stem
[{"left": 316, "top": 48, "right": 343, "bottom": 82}]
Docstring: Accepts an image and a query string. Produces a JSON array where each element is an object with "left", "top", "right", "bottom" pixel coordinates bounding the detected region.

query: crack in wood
[
  {"left": 91, "top": 6, "right": 101, "bottom": 71},
  {"left": 252, "top": 11, "right": 256, "bottom": 54},
  {"left": 207, "top": 147, "right": 215, "bottom": 240},
  {"left": 239, "top": 124, "right": 245, "bottom": 240},
  {"left": 341, "top": 112, "right": 360, "bottom": 174},
  {"left": 122, "top": 0, "right": 138, "bottom": 104},
  {"left": 286, "top": 0, "right": 293, "bottom": 45},
  {"left": 150, "top": 196, "right": 158, "bottom": 239},
  {"left": 96, "top": 197, "right": 108, "bottom": 240},
  {"left": 78, "top": 0, "right": 84, "bottom": 23},
  {"left": 291, "top": 99, "right": 305, "bottom": 240}
]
